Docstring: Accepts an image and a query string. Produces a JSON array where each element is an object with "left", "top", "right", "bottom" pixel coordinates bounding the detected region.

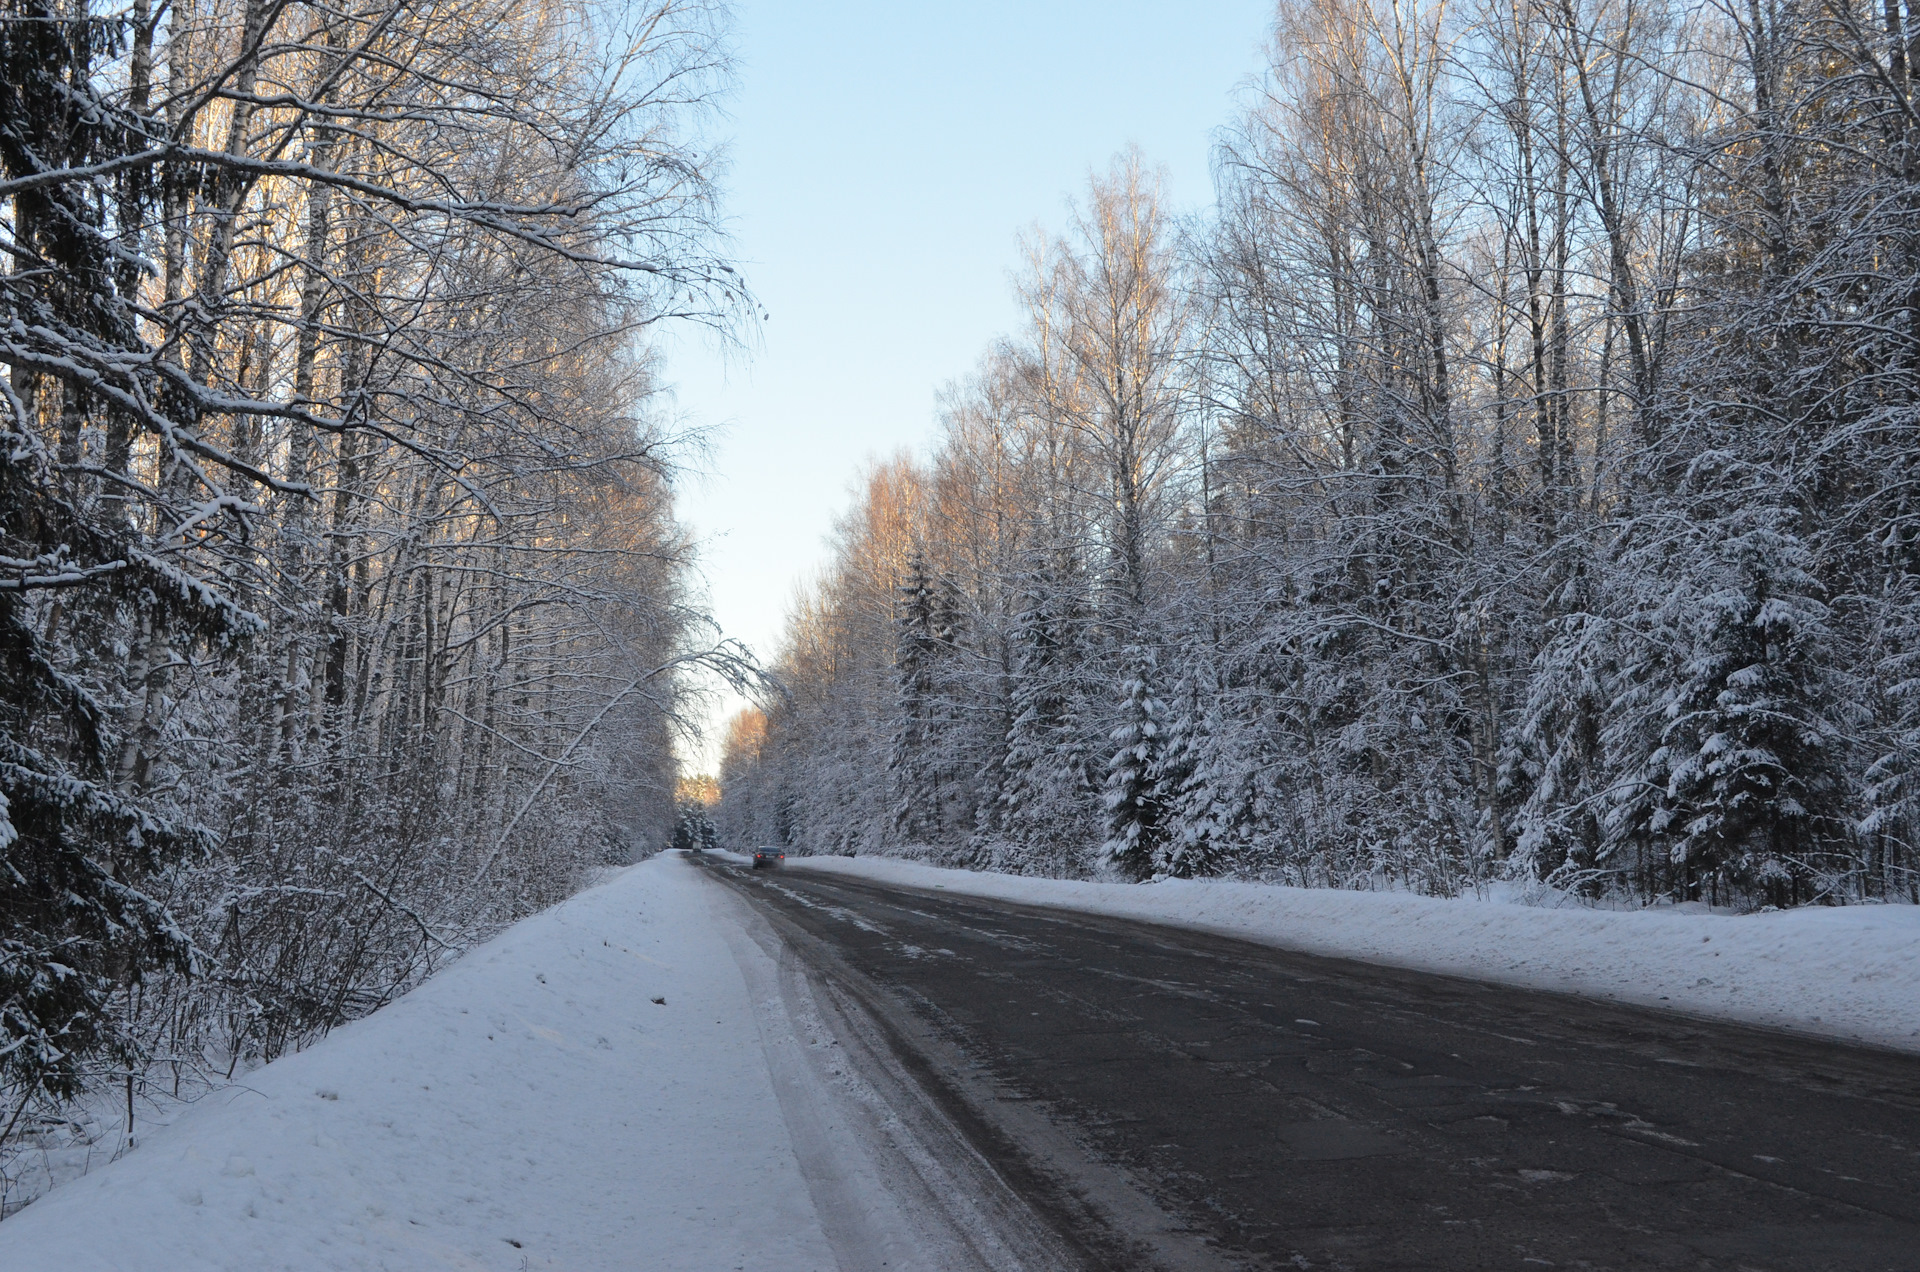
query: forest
[
  {"left": 720, "top": 0, "right": 1920, "bottom": 914},
  {"left": 0, "top": 0, "right": 742, "bottom": 1195}
]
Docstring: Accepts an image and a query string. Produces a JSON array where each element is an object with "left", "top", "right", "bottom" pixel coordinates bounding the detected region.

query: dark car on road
[{"left": 751, "top": 850, "right": 785, "bottom": 869}]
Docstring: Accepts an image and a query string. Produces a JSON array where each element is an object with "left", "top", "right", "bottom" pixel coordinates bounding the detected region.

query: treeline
[
  {"left": 1, "top": 0, "right": 740, "bottom": 1180},
  {"left": 721, "top": 0, "right": 1920, "bottom": 912}
]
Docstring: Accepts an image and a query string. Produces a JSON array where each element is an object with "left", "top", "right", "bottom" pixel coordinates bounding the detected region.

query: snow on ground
[
  {"left": 0, "top": 853, "right": 841, "bottom": 1271},
  {"left": 787, "top": 854, "right": 1920, "bottom": 1055}
]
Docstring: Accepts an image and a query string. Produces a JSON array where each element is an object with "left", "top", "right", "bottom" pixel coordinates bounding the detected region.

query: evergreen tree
[
  {"left": 1619, "top": 497, "right": 1847, "bottom": 905},
  {"left": 996, "top": 573, "right": 1059, "bottom": 829},
  {"left": 0, "top": 0, "right": 236, "bottom": 1113},
  {"left": 0, "top": 461, "right": 220, "bottom": 1110},
  {"left": 1506, "top": 565, "right": 1611, "bottom": 889},
  {"left": 890, "top": 551, "right": 937, "bottom": 841},
  {"left": 671, "top": 796, "right": 717, "bottom": 853},
  {"left": 996, "top": 553, "right": 1101, "bottom": 869},
  {"left": 1103, "top": 647, "right": 1169, "bottom": 880},
  {"left": 1153, "top": 674, "right": 1227, "bottom": 878}
]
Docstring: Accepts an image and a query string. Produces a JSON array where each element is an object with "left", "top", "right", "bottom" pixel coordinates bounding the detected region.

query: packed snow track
[{"left": 705, "top": 855, "right": 1920, "bottom": 1272}]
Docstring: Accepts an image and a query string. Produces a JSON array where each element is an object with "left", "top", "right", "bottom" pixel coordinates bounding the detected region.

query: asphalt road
[{"left": 698, "top": 856, "right": 1920, "bottom": 1272}]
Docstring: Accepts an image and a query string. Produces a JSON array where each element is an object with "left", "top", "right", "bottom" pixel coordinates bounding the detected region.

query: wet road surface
[{"left": 699, "top": 857, "right": 1920, "bottom": 1271}]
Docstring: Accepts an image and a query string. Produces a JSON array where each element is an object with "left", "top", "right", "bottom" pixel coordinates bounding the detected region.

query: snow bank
[
  {"left": 0, "top": 854, "right": 839, "bottom": 1271},
  {"left": 788, "top": 855, "right": 1920, "bottom": 1054}
]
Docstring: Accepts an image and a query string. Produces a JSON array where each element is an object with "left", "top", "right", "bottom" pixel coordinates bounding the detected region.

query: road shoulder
[{"left": 0, "top": 853, "right": 837, "bottom": 1271}]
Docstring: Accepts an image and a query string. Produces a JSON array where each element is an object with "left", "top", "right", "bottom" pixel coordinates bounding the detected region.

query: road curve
[{"left": 698, "top": 855, "right": 1920, "bottom": 1272}]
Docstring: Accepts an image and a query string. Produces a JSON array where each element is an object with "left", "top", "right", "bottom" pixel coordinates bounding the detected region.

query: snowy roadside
[
  {"left": 786, "top": 854, "right": 1920, "bottom": 1054},
  {"left": 0, "top": 853, "right": 842, "bottom": 1271}
]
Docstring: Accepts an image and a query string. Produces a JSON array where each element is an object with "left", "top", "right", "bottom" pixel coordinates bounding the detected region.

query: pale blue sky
[{"left": 663, "top": 0, "right": 1275, "bottom": 769}]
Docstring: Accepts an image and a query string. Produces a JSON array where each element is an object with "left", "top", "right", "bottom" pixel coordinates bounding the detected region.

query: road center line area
[{"left": 701, "top": 855, "right": 1920, "bottom": 1272}]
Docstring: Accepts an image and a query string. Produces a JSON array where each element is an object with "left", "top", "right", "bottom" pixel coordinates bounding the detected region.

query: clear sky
[{"left": 663, "top": 0, "right": 1276, "bottom": 772}]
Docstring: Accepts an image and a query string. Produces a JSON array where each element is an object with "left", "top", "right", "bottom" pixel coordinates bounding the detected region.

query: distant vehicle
[{"left": 752, "top": 850, "right": 785, "bottom": 870}]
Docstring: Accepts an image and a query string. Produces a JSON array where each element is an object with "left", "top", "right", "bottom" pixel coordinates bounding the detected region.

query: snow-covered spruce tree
[
  {"left": 670, "top": 775, "right": 719, "bottom": 853},
  {"left": 1505, "top": 560, "right": 1612, "bottom": 890},
  {"left": 1865, "top": 581, "right": 1920, "bottom": 903},
  {"left": 0, "top": 451, "right": 229, "bottom": 1126},
  {"left": 1103, "top": 648, "right": 1170, "bottom": 880},
  {"left": 0, "top": 0, "right": 241, "bottom": 1127},
  {"left": 889, "top": 551, "right": 938, "bottom": 842},
  {"left": 992, "top": 576, "right": 1063, "bottom": 861},
  {"left": 927, "top": 570, "right": 974, "bottom": 839},
  {"left": 1606, "top": 484, "right": 1848, "bottom": 907},
  {"left": 1153, "top": 671, "right": 1229, "bottom": 879},
  {"left": 995, "top": 553, "right": 1102, "bottom": 871}
]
